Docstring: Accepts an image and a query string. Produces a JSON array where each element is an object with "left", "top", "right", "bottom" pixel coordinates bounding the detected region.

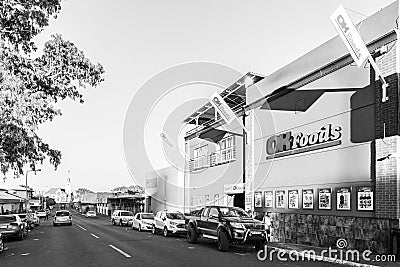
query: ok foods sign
[{"left": 266, "top": 124, "right": 342, "bottom": 159}]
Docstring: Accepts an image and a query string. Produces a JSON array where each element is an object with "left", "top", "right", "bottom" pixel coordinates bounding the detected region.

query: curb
[{"left": 267, "top": 245, "right": 379, "bottom": 267}]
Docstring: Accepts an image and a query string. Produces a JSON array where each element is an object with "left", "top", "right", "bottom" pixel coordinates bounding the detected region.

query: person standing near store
[{"left": 263, "top": 212, "right": 273, "bottom": 242}]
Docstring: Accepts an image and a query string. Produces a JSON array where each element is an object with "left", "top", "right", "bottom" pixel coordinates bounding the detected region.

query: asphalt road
[{"left": 0, "top": 210, "right": 337, "bottom": 267}]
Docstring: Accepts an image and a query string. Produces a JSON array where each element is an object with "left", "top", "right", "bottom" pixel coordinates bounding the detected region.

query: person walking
[{"left": 263, "top": 212, "right": 273, "bottom": 242}]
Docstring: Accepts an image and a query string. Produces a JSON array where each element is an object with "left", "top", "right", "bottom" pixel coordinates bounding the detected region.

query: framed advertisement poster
[
  {"left": 197, "top": 195, "right": 203, "bottom": 205},
  {"left": 276, "top": 190, "right": 285, "bottom": 208},
  {"left": 336, "top": 187, "right": 351, "bottom": 210},
  {"left": 265, "top": 191, "right": 273, "bottom": 208},
  {"left": 288, "top": 190, "right": 299, "bottom": 209},
  {"left": 214, "top": 194, "right": 219, "bottom": 205},
  {"left": 302, "top": 189, "right": 314, "bottom": 209},
  {"left": 318, "top": 188, "right": 332, "bottom": 210},
  {"left": 205, "top": 194, "right": 210, "bottom": 204},
  {"left": 357, "top": 187, "right": 373, "bottom": 211},
  {"left": 254, "top": 192, "right": 262, "bottom": 208}
]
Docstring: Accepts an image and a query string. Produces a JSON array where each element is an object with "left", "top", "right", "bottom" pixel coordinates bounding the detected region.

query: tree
[{"left": 0, "top": 1, "right": 105, "bottom": 178}]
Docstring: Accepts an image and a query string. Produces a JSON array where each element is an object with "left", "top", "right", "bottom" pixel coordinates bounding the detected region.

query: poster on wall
[
  {"left": 288, "top": 190, "right": 299, "bottom": 209},
  {"left": 276, "top": 190, "right": 286, "bottom": 208},
  {"left": 336, "top": 187, "right": 351, "bottom": 210},
  {"left": 265, "top": 191, "right": 273, "bottom": 208},
  {"left": 254, "top": 192, "right": 262, "bottom": 208},
  {"left": 205, "top": 195, "right": 210, "bottom": 204},
  {"left": 318, "top": 188, "right": 332, "bottom": 210},
  {"left": 197, "top": 195, "right": 203, "bottom": 206},
  {"left": 302, "top": 189, "right": 314, "bottom": 209},
  {"left": 357, "top": 187, "right": 374, "bottom": 211}
]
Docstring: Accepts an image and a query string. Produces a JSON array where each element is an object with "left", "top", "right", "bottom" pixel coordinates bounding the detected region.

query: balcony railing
[{"left": 188, "top": 147, "right": 236, "bottom": 172}]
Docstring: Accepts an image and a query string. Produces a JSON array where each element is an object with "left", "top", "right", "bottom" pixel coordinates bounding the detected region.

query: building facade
[{"left": 183, "top": 2, "right": 400, "bottom": 254}]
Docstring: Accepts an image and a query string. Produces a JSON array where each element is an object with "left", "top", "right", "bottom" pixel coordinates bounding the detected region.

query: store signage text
[{"left": 266, "top": 124, "right": 342, "bottom": 159}]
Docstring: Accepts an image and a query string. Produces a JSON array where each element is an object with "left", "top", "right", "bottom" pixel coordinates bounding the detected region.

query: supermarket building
[{"left": 183, "top": 2, "right": 400, "bottom": 254}]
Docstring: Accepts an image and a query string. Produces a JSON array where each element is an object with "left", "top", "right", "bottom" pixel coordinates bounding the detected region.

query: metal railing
[{"left": 188, "top": 147, "right": 236, "bottom": 172}]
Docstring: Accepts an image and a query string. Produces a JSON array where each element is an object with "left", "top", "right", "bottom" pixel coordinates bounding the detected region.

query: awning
[{"left": 0, "top": 192, "right": 24, "bottom": 204}]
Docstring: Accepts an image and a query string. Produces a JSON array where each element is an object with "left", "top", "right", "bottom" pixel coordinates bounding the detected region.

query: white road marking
[
  {"left": 34, "top": 238, "right": 39, "bottom": 241},
  {"left": 109, "top": 245, "right": 132, "bottom": 258},
  {"left": 21, "top": 253, "right": 30, "bottom": 256},
  {"left": 76, "top": 224, "right": 87, "bottom": 231},
  {"left": 90, "top": 233, "right": 100, "bottom": 239},
  {"left": 188, "top": 246, "right": 195, "bottom": 249}
]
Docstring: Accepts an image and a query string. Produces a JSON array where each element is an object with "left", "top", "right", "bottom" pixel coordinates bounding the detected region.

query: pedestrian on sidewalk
[{"left": 263, "top": 212, "right": 273, "bottom": 242}]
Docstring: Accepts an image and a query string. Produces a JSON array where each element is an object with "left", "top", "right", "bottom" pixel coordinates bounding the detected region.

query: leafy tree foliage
[{"left": 0, "top": 1, "right": 105, "bottom": 178}]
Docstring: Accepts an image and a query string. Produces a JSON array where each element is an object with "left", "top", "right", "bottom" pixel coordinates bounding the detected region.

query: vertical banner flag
[
  {"left": 330, "top": 5, "right": 370, "bottom": 67},
  {"left": 209, "top": 92, "right": 248, "bottom": 132}
]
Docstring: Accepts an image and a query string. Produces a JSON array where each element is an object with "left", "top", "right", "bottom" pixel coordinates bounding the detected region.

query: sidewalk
[{"left": 266, "top": 242, "right": 399, "bottom": 267}]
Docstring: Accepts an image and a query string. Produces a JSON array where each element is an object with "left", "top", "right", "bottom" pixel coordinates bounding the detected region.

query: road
[{"left": 0, "top": 210, "right": 336, "bottom": 267}]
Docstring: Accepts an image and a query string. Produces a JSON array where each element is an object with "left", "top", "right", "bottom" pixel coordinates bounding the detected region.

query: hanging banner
[
  {"left": 357, "top": 187, "right": 373, "bottom": 211},
  {"left": 302, "top": 189, "right": 314, "bottom": 209},
  {"left": 330, "top": 5, "right": 370, "bottom": 67},
  {"left": 276, "top": 190, "right": 286, "bottom": 208},
  {"left": 265, "top": 191, "right": 273, "bottom": 208},
  {"left": 318, "top": 188, "right": 332, "bottom": 210},
  {"left": 288, "top": 190, "right": 299, "bottom": 209},
  {"left": 337, "top": 187, "right": 351, "bottom": 210}
]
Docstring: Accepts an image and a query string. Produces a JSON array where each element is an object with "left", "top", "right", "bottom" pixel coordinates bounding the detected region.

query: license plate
[{"left": 251, "top": 231, "right": 261, "bottom": 235}]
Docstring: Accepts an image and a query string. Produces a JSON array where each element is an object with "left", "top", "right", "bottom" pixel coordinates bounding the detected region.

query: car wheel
[
  {"left": 187, "top": 225, "right": 197, "bottom": 244},
  {"left": 152, "top": 225, "right": 157, "bottom": 235},
  {"left": 217, "top": 231, "right": 229, "bottom": 252},
  {"left": 255, "top": 241, "right": 265, "bottom": 252},
  {"left": 53, "top": 223, "right": 57, "bottom": 227},
  {"left": 119, "top": 219, "right": 123, "bottom": 226},
  {"left": 112, "top": 219, "right": 115, "bottom": 225},
  {"left": 163, "top": 227, "right": 169, "bottom": 237},
  {"left": 138, "top": 224, "right": 142, "bottom": 232}
]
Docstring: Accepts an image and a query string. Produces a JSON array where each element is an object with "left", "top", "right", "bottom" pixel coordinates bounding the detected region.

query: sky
[{"left": 1, "top": 0, "right": 396, "bottom": 193}]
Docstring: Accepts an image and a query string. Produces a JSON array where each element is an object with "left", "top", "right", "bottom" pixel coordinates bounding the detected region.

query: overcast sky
[{"left": 1, "top": 0, "right": 395, "bottom": 193}]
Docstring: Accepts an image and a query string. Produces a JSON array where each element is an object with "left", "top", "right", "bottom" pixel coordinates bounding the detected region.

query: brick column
[{"left": 374, "top": 58, "right": 400, "bottom": 219}]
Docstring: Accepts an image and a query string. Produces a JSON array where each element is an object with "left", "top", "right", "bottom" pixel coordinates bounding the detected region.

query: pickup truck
[{"left": 185, "top": 206, "right": 267, "bottom": 252}]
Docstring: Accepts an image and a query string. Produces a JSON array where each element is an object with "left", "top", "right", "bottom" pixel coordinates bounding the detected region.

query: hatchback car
[
  {"left": 111, "top": 210, "right": 134, "bottom": 226},
  {"left": 132, "top": 213, "right": 154, "bottom": 231},
  {"left": 152, "top": 210, "right": 186, "bottom": 237},
  {"left": 53, "top": 210, "right": 72, "bottom": 226},
  {"left": 0, "top": 214, "right": 27, "bottom": 240},
  {"left": 86, "top": 211, "right": 97, "bottom": 218}
]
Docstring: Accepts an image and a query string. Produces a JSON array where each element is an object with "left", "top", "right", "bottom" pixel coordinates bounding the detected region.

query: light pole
[{"left": 25, "top": 169, "right": 41, "bottom": 211}]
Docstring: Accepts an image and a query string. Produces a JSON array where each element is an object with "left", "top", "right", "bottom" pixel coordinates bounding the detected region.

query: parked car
[
  {"left": 152, "top": 210, "right": 186, "bottom": 237},
  {"left": 132, "top": 213, "right": 154, "bottom": 231},
  {"left": 0, "top": 233, "right": 3, "bottom": 253},
  {"left": 0, "top": 214, "right": 28, "bottom": 240},
  {"left": 36, "top": 210, "right": 47, "bottom": 218},
  {"left": 111, "top": 210, "right": 134, "bottom": 226},
  {"left": 86, "top": 211, "right": 97, "bottom": 218},
  {"left": 185, "top": 206, "right": 267, "bottom": 252},
  {"left": 53, "top": 210, "right": 72, "bottom": 226}
]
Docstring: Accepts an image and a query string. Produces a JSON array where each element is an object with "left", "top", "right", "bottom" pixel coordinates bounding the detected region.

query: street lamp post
[{"left": 25, "top": 169, "right": 41, "bottom": 211}]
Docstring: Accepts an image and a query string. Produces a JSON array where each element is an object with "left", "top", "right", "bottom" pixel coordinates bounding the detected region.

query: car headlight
[{"left": 230, "top": 222, "right": 245, "bottom": 229}]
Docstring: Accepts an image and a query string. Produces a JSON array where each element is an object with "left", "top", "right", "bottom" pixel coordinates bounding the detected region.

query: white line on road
[
  {"left": 75, "top": 224, "right": 86, "bottom": 231},
  {"left": 109, "top": 245, "right": 132, "bottom": 258},
  {"left": 90, "top": 233, "right": 100, "bottom": 239}
]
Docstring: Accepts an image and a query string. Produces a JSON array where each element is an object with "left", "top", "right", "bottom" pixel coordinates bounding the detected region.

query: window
[
  {"left": 193, "top": 145, "right": 208, "bottom": 169},
  {"left": 214, "top": 135, "right": 235, "bottom": 165}
]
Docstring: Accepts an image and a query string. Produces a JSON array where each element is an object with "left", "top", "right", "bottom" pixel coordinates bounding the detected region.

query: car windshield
[
  {"left": 121, "top": 212, "right": 133, "bottom": 216},
  {"left": 0, "top": 216, "right": 16, "bottom": 223},
  {"left": 219, "top": 207, "right": 250, "bottom": 218},
  {"left": 141, "top": 214, "right": 154, "bottom": 219},
  {"left": 56, "top": 212, "right": 69, "bottom": 217},
  {"left": 166, "top": 213, "right": 184, "bottom": 220}
]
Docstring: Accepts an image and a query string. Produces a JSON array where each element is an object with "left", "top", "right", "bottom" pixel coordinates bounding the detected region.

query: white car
[
  {"left": 53, "top": 210, "right": 72, "bottom": 226},
  {"left": 86, "top": 211, "right": 97, "bottom": 218},
  {"left": 132, "top": 213, "right": 154, "bottom": 231},
  {"left": 111, "top": 210, "right": 134, "bottom": 226},
  {"left": 152, "top": 210, "right": 186, "bottom": 237}
]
